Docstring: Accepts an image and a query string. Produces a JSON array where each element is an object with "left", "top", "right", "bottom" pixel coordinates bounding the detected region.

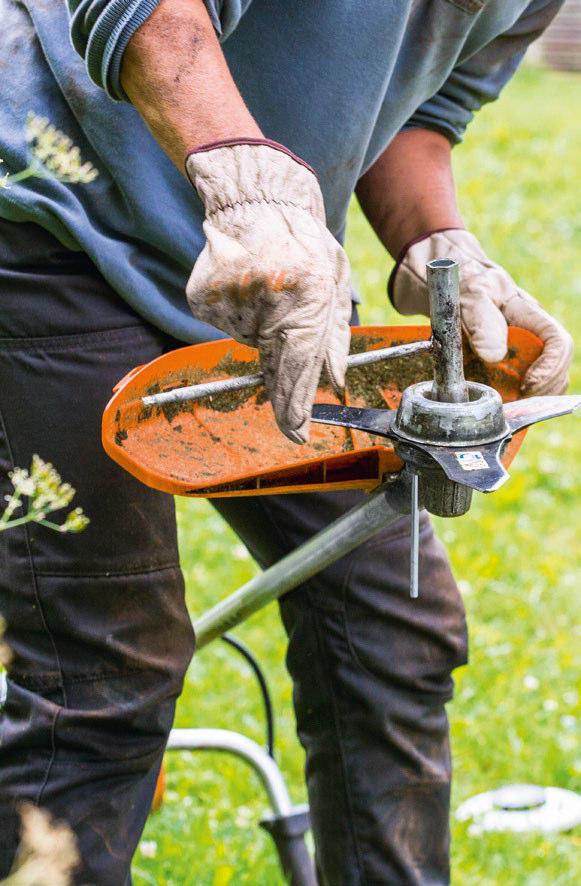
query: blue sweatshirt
[{"left": 0, "top": 0, "right": 561, "bottom": 343}]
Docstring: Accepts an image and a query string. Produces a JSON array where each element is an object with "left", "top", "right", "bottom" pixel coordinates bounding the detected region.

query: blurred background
[{"left": 133, "top": 19, "right": 581, "bottom": 886}]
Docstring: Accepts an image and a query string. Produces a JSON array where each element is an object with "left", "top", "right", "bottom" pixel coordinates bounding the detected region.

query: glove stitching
[{"left": 207, "top": 197, "right": 318, "bottom": 218}]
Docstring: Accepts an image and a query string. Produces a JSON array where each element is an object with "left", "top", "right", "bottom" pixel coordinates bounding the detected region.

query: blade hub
[
  {"left": 396, "top": 442, "right": 474, "bottom": 517},
  {"left": 394, "top": 381, "right": 509, "bottom": 447}
]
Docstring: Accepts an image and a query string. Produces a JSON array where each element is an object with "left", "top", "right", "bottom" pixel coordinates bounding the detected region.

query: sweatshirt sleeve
[
  {"left": 67, "top": 0, "right": 251, "bottom": 101},
  {"left": 402, "top": 0, "right": 564, "bottom": 144}
]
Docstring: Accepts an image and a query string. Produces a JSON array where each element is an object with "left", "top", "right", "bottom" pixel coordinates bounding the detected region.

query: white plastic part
[{"left": 456, "top": 784, "right": 581, "bottom": 835}]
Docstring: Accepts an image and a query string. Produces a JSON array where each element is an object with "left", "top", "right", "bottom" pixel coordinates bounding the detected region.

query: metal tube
[
  {"left": 427, "top": 259, "right": 468, "bottom": 403},
  {"left": 142, "top": 340, "right": 432, "bottom": 408},
  {"left": 193, "top": 474, "right": 412, "bottom": 649},
  {"left": 142, "top": 372, "right": 263, "bottom": 407},
  {"left": 347, "top": 338, "right": 432, "bottom": 368},
  {"left": 166, "top": 728, "right": 294, "bottom": 815},
  {"left": 409, "top": 473, "right": 419, "bottom": 599}
]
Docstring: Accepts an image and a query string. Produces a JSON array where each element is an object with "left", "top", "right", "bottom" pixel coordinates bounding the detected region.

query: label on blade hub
[{"left": 455, "top": 451, "right": 488, "bottom": 471}]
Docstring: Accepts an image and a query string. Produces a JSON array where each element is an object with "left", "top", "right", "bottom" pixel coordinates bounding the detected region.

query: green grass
[{"left": 135, "top": 65, "right": 581, "bottom": 885}]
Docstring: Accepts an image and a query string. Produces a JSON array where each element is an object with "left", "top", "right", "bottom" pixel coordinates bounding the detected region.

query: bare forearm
[
  {"left": 120, "top": 0, "right": 262, "bottom": 170},
  {"left": 356, "top": 129, "right": 464, "bottom": 258}
]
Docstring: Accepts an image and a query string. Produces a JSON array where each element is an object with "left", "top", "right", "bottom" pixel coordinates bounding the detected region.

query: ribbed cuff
[
  {"left": 399, "top": 121, "right": 458, "bottom": 147},
  {"left": 81, "top": 0, "right": 162, "bottom": 101}
]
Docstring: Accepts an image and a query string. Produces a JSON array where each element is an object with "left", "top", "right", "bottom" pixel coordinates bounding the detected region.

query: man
[{"left": 0, "top": 0, "right": 572, "bottom": 883}]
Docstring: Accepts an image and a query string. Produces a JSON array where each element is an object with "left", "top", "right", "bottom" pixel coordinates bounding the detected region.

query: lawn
[{"left": 134, "top": 65, "right": 581, "bottom": 885}]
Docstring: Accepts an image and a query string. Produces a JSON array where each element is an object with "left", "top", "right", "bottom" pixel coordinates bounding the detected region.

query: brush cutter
[{"left": 102, "top": 259, "right": 579, "bottom": 885}]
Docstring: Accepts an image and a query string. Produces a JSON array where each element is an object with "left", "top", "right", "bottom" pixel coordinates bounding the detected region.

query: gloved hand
[
  {"left": 185, "top": 139, "right": 352, "bottom": 442},
  {"left": 388, "top": 228, "right": 573, "bottom": 395}
]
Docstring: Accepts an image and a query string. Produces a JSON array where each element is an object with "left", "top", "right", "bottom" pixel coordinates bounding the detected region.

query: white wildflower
[
  {"left": 0, "top": 158, "right": 9, "bottom": 189},
  {"left": 0, "top": 615, "right": 11, "bottom": 668},
  {"left": 23, "top": 112, "right": 99, "bottom": 184},
  {"left": 5, "top": 804, "right": 79, "bottom": 886},
  {"left": 523, "top": 674, "right": 539, "bottom": 691},
  {"left": 29, "top": 455, "right": 75, "bottom": 512},
  {"left": 59, "top": 507, "right": 90, "bottom": 534},
  {"left": 1, "top": 455, "right": 89, "bottom": 534},
  {"left": 10, "top": 467, "right": 35, "bottom": 498},
  {"left": 139, "top": 840, "right": 157, "bottom": 859}
]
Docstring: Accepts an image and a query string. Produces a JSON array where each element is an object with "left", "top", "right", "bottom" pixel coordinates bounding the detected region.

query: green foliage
[{"left": 136, "top": 66, "right": 580, "bottom": 885}]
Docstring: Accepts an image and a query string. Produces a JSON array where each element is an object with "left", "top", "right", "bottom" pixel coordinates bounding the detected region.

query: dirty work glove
[
  {"left": 388, "top": 229, "right": 573, "bottom": 395},
  {"left": 185, "top": 139, "right": 352, "bottom": 443}
]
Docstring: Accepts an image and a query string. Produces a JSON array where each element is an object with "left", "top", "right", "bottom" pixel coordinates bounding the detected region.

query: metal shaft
[
  {"left": 409, "top": 473, "right": 420, "bottom": 599},
  {"left": 142, "top": 340, "right": 432, "bottom": 408},
  {"left": 193, "top": 473, "right": 412, "bottom": 649},
  {"left": 427, "top": 259, "right": 468, "bottom": 404},
  {"left": 144, "top": 372, "right": 264, "bottom": 407}
]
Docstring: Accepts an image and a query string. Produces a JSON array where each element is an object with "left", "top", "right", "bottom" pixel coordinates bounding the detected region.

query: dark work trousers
[{"left": 0, "top": 220, "right": 468, "bottom": 886}]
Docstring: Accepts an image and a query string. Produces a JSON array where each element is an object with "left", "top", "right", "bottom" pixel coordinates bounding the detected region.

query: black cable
[{"left": 221, "top": 633, "right": 275, "bottom": 758}]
